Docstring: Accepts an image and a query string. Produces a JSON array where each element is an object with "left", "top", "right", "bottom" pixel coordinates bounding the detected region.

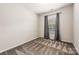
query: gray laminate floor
[{"left": 0, "top": 38, "right": 78, "bottom": 55}]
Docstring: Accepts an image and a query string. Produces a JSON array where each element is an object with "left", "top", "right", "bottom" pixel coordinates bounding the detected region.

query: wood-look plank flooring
[{"left": 0, "top": 38, "right": 78, "bottom": 55}]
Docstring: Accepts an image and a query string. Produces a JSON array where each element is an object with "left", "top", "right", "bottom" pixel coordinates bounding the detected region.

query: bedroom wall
[
  {"left": 73, "top": 3, "right": 79, "bottom": 53},
  {"left": 38, "top": 4, "right": 73, "bottom": 43},
  {"left": 0, "top": 4, "right": 38, "bottom": 53}
]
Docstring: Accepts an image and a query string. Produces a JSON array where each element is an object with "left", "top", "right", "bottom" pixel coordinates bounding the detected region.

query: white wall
[
  {"left": 38, "top": 4, "right": 73, "bottom": 43},
  {"left": 73, "top": 4, "right": 79, "bottom": 53},
  {"left": 0, "top": 4, "right": 38, "bottom": 53}
]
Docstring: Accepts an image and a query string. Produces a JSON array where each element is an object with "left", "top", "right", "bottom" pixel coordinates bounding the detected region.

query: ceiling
[
  {"left": 0, "top": 3, "right": 71, "bottom": 14},
  {"left": 24, "top": 3, "right": 71, "bottom": 14}
]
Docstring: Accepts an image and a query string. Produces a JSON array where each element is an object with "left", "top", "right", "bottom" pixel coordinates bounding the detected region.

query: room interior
[{"left": 0, "top": 3, "right": 79, "bottom": 55}]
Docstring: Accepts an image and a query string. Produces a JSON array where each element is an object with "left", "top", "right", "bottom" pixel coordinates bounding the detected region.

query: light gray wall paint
[
  {"left": 73, "top": 3, "right": 79, "bottom": 53},
  {"left": 0, "top": 4, "right": 38, "bottom": 52},
  {"left": 38, "top": 5, "right": 73, "bottom": 43}
]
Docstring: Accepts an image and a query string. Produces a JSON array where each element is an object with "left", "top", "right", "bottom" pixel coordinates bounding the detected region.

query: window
[{"left": 48, "top": 15, "right": 56, "bottom": 39}]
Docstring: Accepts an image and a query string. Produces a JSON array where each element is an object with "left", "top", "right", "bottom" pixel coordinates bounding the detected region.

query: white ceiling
[
  {"left": 24, "top": 3, "right": 71, "bottom": 14},
  {"left": 0, "top": 3, "right": 71, "bottom": 14}
]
